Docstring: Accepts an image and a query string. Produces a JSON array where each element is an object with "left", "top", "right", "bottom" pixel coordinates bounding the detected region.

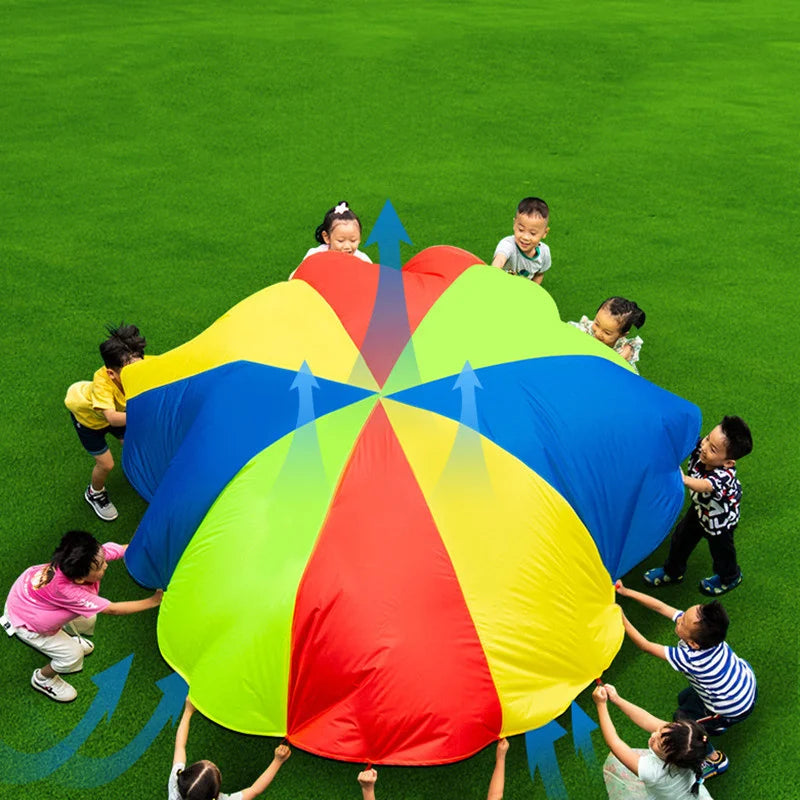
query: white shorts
[{"left": 4, "top": 606, "right": 96, "bottom": 673}]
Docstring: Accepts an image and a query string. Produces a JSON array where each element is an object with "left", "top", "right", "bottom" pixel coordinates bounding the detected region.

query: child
[
  {"left": 592, "top": 683, "right": 711, "bottom": 799},
  {"left": 569, "top": 297, "right": 646, "bottom": 371},
  {"left": 616, "top": 581, "right": 756, "bottom": 780},
  {"left": 491, "top": 197, "right": 551, "bottom": 284},
  {"left": 65, "top": 323, "right": 147, "bottom": 521},
  {"left": 170, "top": 698, "right": 291, "bottom": 800},
  {"left": 2, "top": 530, "right": 162, "bottom": 702},
  {"left": 643, "top": 416, "right": 753, "bottom": 595},
  {"left": 304, "top": 201, "right": 372, "bottom": 263},
  {"left": 356, "top": 739, "right": 509, "bottom": 800}
]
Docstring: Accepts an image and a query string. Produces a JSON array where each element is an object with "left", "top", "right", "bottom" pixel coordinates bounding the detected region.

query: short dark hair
[
  {"left": 720, "top": 415, "right": 753, "bottom": 460},
  {"left": 516, "top": 197, "right": 549, "bottom": 220},
  {"left": 51, "top": 530, "right": 103, "bottom": 580},
  {"left": 598, "top": 297, "right": 646, "bottom": 334},
  {"left": 315, "top": 200, "right": 362, "bottom": 244},
  {"left": 99, "top": 323, "right": 147, "bottom": 370},
  {"left": 694, "top": 601, "right": 729, "bottom": 649}
]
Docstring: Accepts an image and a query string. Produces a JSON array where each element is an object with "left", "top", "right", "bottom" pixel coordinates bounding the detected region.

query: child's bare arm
[
  {"left": 487, "top": 738, "right": 509, "bottom": 800},
  {"left": 102, "top": 590, "right": 162, "bottom": 615},
  {"left": 173, "top": 698, "right": 194, "bottom": 766},
  {"left": 603, "top": 684, "right": 668, "bottom": 733},
  {"left": 592, "top": 686, "right": 642, "bottom": 776},
  {"left": 621, "top": 611, "right": 667, "bottom": 661},
  {"left": 491, "top": 253, "right": 508, "bottom": 269},
  {"left": 101, "top": 408, "right": 127, "bottom": 427},
  {"left": 357, "top": 768, "right": 378, "bottom": 800},
  {"left": 682, "top": 472, "right": 713, "bottom": 493},
  {"left": 532, "top": 273, "right": 544, "bottom": 285},
  {"left": 616, "top": 580, "right": 679, "bottom": 620},
  {"left": 241, "top": 744, "right": 291, "bottom": 800}
]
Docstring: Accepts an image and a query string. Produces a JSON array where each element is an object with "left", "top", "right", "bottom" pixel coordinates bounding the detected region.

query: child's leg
[
  {"left": 13, "top": 626, "right": 86, "bottom": 675},
  {"left": 91, "top": 449, "right": 114, "bottom": 491},
  {"left": 64, "top": 614, "right": 97, "bottom": 636},
  {"left": 706, "top": 529, "right": 740, "bottom": 584},
  {"left": 662, "top": 510, "right": 705, "bottom": 577}
]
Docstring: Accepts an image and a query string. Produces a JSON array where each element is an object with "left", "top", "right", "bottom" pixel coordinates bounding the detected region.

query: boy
[
  {"left": 491, "top": 197, "right": 551, "bottom": 284},
  {"left": 616, "top": 581, "right": 756, "bottom": 780},
  {"left": 644, "top": 415, "right": 752, "bottom": 595},
  {"left": 64, "top": 324, "right": 146, "bottom": 521}
]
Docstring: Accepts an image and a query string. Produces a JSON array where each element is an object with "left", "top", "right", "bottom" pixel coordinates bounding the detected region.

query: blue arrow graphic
[
  {"left": 365, "top": 199, "right": 412, "bottom": 270},
  {"left": 357, "top": 201, "right": 419, "bottom": 386},
  {"left": 525, "top": 720, "right": 568, "bottom": 800},
  {"left": 290, "top": 361, "right": 319, "bottom": 427},
  {"left": 0, "top": 655, "right": 131, "bottom": 783},
  {"left": 452, "top": 362, "right": 482, "bottom": 431},
  {"left": 570, "top": 701, "right": 598, "bottom": 766},
  {"left": 59, "top": 671, "right": 188, "bottom": 787}
]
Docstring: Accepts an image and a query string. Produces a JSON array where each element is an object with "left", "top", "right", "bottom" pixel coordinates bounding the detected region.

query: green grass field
[{"left": 1, "top": 1, "right": 798, "bottom": 798}]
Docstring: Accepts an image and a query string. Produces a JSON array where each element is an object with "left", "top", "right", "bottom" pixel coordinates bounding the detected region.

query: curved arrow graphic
[
  {"left": 0, "top": 655, "right": 131, "bottom": 783},
  {"left": 58, "top": 670, "right": 187, "bottom": 787}
]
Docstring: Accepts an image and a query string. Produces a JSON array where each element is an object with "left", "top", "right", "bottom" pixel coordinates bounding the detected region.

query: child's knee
[
  {"left": 50, "top": 638, "right": 85, "bottom": 674},
  {"left": 94, "top": 450, "right": 114, "bottom": 472}
]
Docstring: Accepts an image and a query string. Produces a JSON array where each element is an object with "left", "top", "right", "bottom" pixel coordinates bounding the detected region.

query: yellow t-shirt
[{"left": 65, "top": 366, "right": 126, "bottom": 430}]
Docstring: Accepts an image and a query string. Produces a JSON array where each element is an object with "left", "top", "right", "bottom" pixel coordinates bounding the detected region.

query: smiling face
[
  {"left": 512, "top": 212, "right": 549, "bottom": 257},
  {"left": 591, "top": 307, "right": 624, "bottom": 347},
  {"left": 322, "top": 219, "right": 362, "bottom": 255},
  {"left": 698, "top": 425, "right": 734, "bottom": 468}
]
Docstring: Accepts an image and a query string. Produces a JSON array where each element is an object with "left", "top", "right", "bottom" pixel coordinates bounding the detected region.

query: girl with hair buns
[
  {"left": 592, "top": 683, "right": 712, "bottom": 799},
  {"left": 569, "top": 297, "right": 646, "bottom": 372}
]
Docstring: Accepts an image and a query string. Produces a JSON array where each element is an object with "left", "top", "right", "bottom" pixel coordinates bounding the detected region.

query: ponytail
[{"left": 658, "top": 720, "right": 709, "bottom": 794}]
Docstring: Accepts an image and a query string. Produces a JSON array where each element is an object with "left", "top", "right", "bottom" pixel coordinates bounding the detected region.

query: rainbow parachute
[{"left": 123, "top": 247, "right": 699, "bottom": 765}]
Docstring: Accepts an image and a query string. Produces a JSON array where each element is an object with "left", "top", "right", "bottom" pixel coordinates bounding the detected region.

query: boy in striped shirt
[{"left": 616, "top": 581, "right": 756, "bottom": 781}]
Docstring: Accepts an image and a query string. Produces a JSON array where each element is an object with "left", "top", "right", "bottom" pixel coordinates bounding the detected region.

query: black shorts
[{"left": 69, "top": 413, "right": 125, "bottom": 456}]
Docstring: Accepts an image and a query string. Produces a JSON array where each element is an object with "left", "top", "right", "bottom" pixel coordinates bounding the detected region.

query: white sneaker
[
  {"left": 31, "top": 669, "right": 77, "bottom": 702},
  {"left": 84, "top": 485, "right": 118, "bottom": 521}
]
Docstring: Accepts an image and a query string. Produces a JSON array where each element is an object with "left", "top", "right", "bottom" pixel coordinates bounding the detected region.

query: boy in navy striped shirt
[{"left": 616, "top": 581, "right": 756, "bottom": 781}]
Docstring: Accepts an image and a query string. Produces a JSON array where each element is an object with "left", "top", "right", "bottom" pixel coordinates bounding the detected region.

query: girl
[
  {"left": 2, "top": 530, "right": 162, "bottom": 702},
  {"left": 569, "top": 297, "right": 646, "bottom": 371},
  {"left": 303, "top": 201, "right": 372, "bottom": 263},
  {"left": 593, "top": 683, "right": 712, "bottom": 799},
  {"left": 170, "top": 698, "right": 291, "bottom": 800}
]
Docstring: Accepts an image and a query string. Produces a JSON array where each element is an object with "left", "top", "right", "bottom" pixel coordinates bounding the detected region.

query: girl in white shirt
[{"left": 593, "top": 683, "right": 711, "bottom": 799}]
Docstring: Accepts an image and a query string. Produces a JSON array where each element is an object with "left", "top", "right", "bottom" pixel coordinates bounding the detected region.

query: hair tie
[
  {"left": 701, "top": 735, "right": 707, "bottom": 742},
  {"left": 334, "top": 202, "right": 349, "bottom": 214},
  {"left": 696, "top": 777, "right": 704, "bottom": 785}
]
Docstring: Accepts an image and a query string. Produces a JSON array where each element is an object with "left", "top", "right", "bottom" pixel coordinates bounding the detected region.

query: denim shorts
[{"left": 69, "top": 413, "right": 125, "bottom": 456}]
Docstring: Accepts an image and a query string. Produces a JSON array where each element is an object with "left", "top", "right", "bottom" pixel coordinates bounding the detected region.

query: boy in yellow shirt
[{"left": 64, "top": 324, "right": 146, "bottom": 521}]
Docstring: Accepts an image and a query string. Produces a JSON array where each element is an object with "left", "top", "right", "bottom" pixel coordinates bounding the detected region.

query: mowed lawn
[{"left": 0, "top": 1, "right": 798, "bottom": 798}]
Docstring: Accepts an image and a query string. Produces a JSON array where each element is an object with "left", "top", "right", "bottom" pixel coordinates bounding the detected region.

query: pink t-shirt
[{"left": 5, "top": 543, "right": 126, "bottom": 635}]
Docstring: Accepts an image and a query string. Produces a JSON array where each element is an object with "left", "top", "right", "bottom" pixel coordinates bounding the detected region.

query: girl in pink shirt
[{"left": 2, "top": 530, "right": 162, "bottom": 702}]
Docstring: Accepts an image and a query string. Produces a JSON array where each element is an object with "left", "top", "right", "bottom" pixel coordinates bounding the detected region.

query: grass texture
[{"left": 1, "top": 0, "right": 798, "bottom": 798}]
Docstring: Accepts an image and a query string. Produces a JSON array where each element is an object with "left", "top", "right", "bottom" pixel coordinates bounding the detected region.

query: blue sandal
[
  {"left": 699, "top": 573, "right": 742, "bottom": 596},
  {"left": 643, "top": 567, "right": 683, "bottom": 587}
]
